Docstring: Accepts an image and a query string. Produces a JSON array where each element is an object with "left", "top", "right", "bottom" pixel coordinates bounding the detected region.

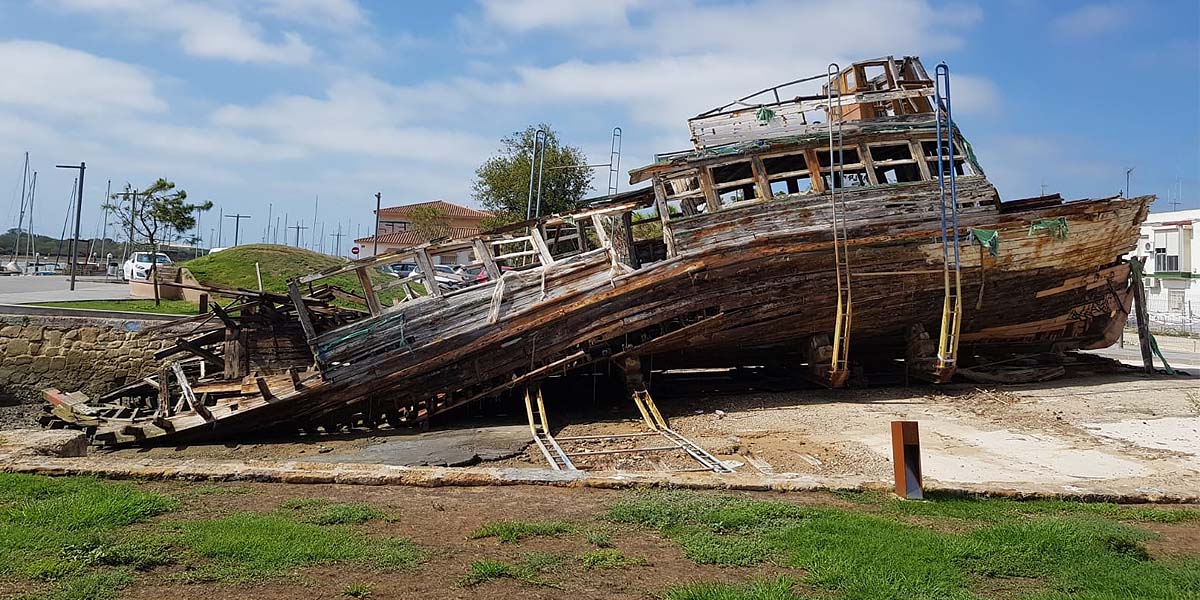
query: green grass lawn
[
  {"left": 0, "top": 474, "right": 420, "bottom": 599},
  {"left": 31, "top": 299, "right": 201, "bottom": 315},
  {"left": 1, "top": 474, "right": 1196, "bottom": 600},
  {"left": 609, "top": 490, "right": 1200, "bottom": 599}
]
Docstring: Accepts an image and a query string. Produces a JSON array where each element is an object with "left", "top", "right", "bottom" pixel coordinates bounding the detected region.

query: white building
[{"left": 1129, "top": 208, "right": 1199, "bottom": 333}]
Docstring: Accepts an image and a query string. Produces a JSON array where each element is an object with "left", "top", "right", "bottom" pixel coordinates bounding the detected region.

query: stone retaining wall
[{"left": 0, "top": 315, "right": 179, "bottom": 405}]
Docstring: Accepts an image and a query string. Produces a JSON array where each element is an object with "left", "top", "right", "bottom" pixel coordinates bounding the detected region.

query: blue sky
[{"left": 1, "top": 0, "right": 1197, "bottom": 253}]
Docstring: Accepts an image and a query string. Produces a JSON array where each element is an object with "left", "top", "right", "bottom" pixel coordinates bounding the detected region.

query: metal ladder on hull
[
  {"left": 826, "top": 63, "right": 853, "bottom": 388},
  {"left": 933, "top": 62, "right": 963, "bottom": 382}
]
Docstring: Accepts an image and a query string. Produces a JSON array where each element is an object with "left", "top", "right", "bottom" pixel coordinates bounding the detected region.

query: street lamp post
[
  {"left": 374, "top": 192, "right": 381, "bottom": 257},
  {"left": 54, "top": 162, "right": 86, "bottom": 291}
]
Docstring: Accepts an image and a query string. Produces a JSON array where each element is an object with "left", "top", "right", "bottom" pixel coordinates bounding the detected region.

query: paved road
[
  {"left": 1089, "top": 332, "right": 1200, "bottom": 371},
  {"left": 0, "top": 275, "right": 132, "bottom": 304}
]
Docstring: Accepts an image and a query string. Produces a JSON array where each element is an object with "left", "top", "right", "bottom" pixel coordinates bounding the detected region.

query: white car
[{"left": 122, "top": 252, "right": 172, "bottom": 281}]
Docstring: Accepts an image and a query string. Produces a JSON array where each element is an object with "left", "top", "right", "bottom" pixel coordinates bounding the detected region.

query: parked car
[
  {"left": 382, "top": 262, "right": 465, "bottom": 291},
  {"left": 122, "top": 252, "right": 172, "bottom": 281}
]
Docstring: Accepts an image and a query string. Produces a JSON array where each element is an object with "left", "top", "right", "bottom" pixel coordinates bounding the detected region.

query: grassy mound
[{"left": 181, "top": 245, "right": 350, "bottom": 295}]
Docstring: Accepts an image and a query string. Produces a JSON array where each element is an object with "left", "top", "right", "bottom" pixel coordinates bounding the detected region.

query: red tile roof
[
  {"left": 376, "top": 200, "right": 490, "bottom": 220},
  {"left": 354, "top": 226, "right": 482, "bottom": 246}
]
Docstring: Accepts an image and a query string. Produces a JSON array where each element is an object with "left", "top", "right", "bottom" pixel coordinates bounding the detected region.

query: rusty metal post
[
  {"left": 198, "top": 293, "right": 209, "bottom": 314},
  {"left": 891, "top": 420, "right": 923, "bottom": 499}
]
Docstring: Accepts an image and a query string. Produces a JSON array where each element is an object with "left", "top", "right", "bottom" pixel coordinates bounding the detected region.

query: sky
[{"left": 1, "top": 0, "right": 1197, "bottom": 254}]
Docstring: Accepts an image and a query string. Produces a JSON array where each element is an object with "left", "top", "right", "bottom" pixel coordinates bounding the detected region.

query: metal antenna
[
  {"left": 607, "top": 127, "right": 622, "bottom": 196},
  {"left": 526, "top": 128, "right": 547, "bottom": 220}
]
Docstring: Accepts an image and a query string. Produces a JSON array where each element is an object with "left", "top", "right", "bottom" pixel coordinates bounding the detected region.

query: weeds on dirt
[
  {"left": 581, "top": 548, "right": 644, "bottom": 569},
  {"left": 342, "top": 582, "right": 373, "bottom": 597},
  {"left": 1186, "top": 391, "right": 1200, "bottom": 416},
  {"left": 279, "top": 498, "right": 390, "bottom": 525},
  {"left": 469, "top": 520, "right": 574, "bottom": 543},
  {"left": 584, "top": 529, "right": 614, "bottom": 547},
  {"left": 610, "top": 489, "right": 1200, "bottom": 599},
  {"left": 458, "top": 552, "right": 566, "bottom": 587},
  {"left": 165, "top": 512, "right": 420, "bottom": 583},
  {"left": 665, "top": 577, "right": 804, "bottom": 600}
]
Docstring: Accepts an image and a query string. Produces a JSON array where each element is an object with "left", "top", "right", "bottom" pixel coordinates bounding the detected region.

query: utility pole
[
  {"left": 283, "top": 214, "right": 289, "bottom": 246},
  {"left": 217, "top": 206, "right": 224, "bottom": 247},
  {"left": 54, "top": 162, "right": 85, "bottom": 291},
  {"left": 373, "top": 192, "right": 381, "bottom": 257},
  {"left": 330, "top": 224, "right": 344, "bottom": 257},
  {"left": 289, "top": 221, "right": 308, "bottom": 247},
  {"left": 225, "top": 213, "right": 250, "bottom": 246}
]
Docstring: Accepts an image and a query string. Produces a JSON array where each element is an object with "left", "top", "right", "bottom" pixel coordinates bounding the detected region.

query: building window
[
  {"left": 1167, "top": 290, "right": 1185, "bottom": 312},
  {"left": 1154, "top": 248, "right": 1180, "bottom": 272}
]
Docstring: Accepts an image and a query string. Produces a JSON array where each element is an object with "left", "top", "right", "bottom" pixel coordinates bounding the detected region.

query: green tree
[
  {"left": 104, "top": 179, "right": 212, "bottom": 305},
  {"left": 408, "top": 205, "right": 451, "bottom": 243},
  {"left": 472, "top": 124, "right": 592, "bottom": 228}
]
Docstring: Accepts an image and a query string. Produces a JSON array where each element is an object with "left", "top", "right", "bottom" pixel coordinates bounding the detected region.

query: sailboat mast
[
  {"left": 11, "top": 152, "right": 29, "bottom": 264},
  {"left": 26, "top": 171, "right": 36, "bottom": 266}
]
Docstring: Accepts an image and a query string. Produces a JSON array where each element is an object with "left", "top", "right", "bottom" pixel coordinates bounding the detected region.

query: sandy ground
[
  {"left": 490, "top": 370, "right": 1200, "bottom": 496},
  {"left": 7, "top": 331, "right": 1196, "bottom": 496}
]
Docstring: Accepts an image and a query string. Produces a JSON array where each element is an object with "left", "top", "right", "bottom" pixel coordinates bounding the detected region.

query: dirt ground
[
  {"left": 80, "top": 365, "right": 1198, "bottom": 497},
  {"left": 526, "top": 369, "right": 1200, "bottom": 493},
  {"left": 3, "top": 332, "right": 1196, "bottom": 495}
]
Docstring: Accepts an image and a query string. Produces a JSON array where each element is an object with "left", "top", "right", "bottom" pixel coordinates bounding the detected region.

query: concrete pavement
[{"left": 0, "top": 275, "right": 132, "bottom": 305}]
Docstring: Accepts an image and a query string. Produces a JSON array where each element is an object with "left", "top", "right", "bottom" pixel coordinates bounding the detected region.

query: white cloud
[
  {"left": 478, "top": 0, "right": 642, "bottom": 32},
  {"left": 1052, "top": 2, "right": 1130, "bottom": 38},
  {"left": 211, "top": 76, "right": 494, "bottom": 164},
  {"left": 948, "top": 74, "right": 1000, "bottom": 116},
  {"left": 259, "top": 0, "right": 367, "bottom": 31},
  {"left": 0, "top": 40, "right": 166, "bottom": 116},
  {"left": 47, "top": 0, "right": 316, "bottom": 64}
]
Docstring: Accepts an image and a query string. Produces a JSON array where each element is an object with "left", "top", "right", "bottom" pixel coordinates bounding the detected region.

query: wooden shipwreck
[{"left": 43, "top": 56, "right": 1151, "bottom": 451}]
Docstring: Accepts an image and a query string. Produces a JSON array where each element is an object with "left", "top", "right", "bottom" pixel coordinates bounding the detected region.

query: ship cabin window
[
  {"left": 709, "top": 160, "right": 759, "bottom": 206},
  {"left": 663, "top": 173, "right": 707, "bottom": 216},
  {"left": 762, "top": 152, "right": 813, "bottom": 197},
  {"left": 920, "top": 139, "right": 974, "bottom": 176},
  {"left": 868, "top": 143, "right": 923, "bottom": 184},
  {"left": 816, "top": 146, "right": 869, "bottom": 189}
]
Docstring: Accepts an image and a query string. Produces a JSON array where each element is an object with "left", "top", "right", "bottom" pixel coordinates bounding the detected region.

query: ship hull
[{"left": 59, "top": 178, "right": 1150, "bottom": 445}]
